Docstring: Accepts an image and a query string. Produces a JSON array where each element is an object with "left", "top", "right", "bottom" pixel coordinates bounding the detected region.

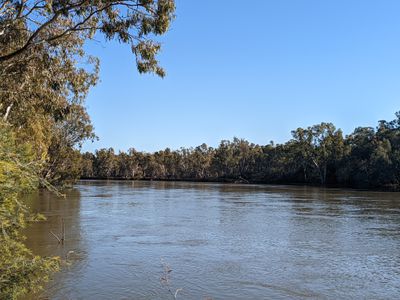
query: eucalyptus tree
[
  {"left": 0, "top": 0, "right": 175, "bottom": 182},
  {"left": 369, "top": 112, "right": 400, "bottom": 187},
  {"left": 0, "top": 1, "right": 176, "bottom": 297},
  {"left": 211, "top": 140, "right": 235, "bottom": 179},
  {"left": 338, "top": 127, "right": 376, "bottom": 187},
  {"left": 94, "top": 148, "right": 117, "bottom": 178},
  {"left": 128, "top": 147, "right": 145, "bottom": 178},
  {"left": 190, "top": 143, "right": 213, "bottom": 179},
  {"left": 81, "top": 152, "right": 95, "bottom": 178},
  {"left": 291, "top": 123, "right": 344, "bottom": 185}
]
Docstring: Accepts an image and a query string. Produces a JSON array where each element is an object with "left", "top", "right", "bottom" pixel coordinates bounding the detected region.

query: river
[{"left": 24, "top": 181, "right": 400, "bottom": 299}]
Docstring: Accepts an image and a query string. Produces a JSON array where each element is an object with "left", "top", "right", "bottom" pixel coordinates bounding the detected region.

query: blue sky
[{"left": 82, "top": 0, "right": 400, "bottom": 152}]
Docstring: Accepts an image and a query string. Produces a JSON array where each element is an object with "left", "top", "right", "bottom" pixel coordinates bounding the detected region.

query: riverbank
[{"left": 79, "top": 177, "right": 400, "bottom": 192}]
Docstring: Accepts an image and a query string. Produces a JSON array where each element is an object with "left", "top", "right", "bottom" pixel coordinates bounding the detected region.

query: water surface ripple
[{"left": 24, "top": 181, "right": 400, "bottom": 299}]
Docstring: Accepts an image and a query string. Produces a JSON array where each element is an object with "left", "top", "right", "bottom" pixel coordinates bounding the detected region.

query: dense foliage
[
  {"left": 1, "top": 1, "right": 175, "bottom": 298},
  {"left": 0, "top": 122, "right": 60, "bottom": 299},
  {"left": 1, "top": 0, "right": 175, "bottom": 185},
  {"left": 82, "top": 113, "right": 400, "bottom": 190}
]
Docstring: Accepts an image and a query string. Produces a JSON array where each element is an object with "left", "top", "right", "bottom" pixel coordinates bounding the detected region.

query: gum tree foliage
[
  {"left": 0, "top": 0, "right": 175, "bottom": 183},
  {"left": 291, "top": 123, "right": 344, "bottom": 185},
  {"left": 0, "top": 0, "right": 175, "bottom": 75}
]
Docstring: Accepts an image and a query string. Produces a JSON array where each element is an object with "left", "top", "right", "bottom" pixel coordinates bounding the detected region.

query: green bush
[{"left": 0, "top": 122, "right": 60, "bottom": 300}]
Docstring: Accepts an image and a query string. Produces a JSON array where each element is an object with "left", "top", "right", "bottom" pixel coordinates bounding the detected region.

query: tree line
[{"left": 81, "top": 113, "right": 400, "bottom": 190}]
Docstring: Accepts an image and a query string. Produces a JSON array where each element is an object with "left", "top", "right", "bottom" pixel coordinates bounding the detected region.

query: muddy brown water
[{"left": 24, "top": 180, "right": 400, "bottom": 299}]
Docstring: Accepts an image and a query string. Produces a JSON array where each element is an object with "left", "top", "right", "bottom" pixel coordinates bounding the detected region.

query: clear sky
[{"left": 82, "top": 0, "right": 400, "bottom": 153}]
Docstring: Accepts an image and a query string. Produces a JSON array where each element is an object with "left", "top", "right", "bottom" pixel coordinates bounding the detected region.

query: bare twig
[
  {"left": 49, "top": 230, "right": 61, "bottom": 243},
  {"left": 49, "top": 218, "right": 65, "bottom": 244},
  {"left": 160, "top": 258, "right": 182, "bottom": 299},
  {"left": 61, "top": 218, "right": 65, "bottom": 244}
]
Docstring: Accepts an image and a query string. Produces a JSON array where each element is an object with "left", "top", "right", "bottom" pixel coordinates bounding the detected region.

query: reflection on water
[{"left": 24, "top": 181, "right": 400, "bottom": 299}]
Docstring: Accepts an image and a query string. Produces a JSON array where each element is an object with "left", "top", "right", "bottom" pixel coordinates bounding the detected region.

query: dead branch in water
[
  {"left": 49, "top": 218, "right": 65, "bottom": 245},
  {"left": 49, "top": 230, "right": 61, "bottom": 243},
  {"left": 160, "top": 258, "right": 182, "bottom": 299}
]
